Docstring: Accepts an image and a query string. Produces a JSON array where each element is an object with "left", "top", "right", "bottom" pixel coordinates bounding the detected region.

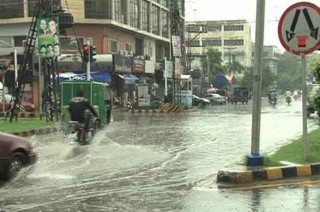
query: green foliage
[
  {"left": 277, "top": 52, "right": 302, "bottom": 91},
  {"left": 311, "top": 57, "right": 320, "bottom": 82},
  {"left": 224, "top": 61, "right": 245, "bottom": 75},
  {"left": 238, "top": 66, "right": 276, "bottom": 94},
  {"left": 267, "top": 128, "right": 320, "bottom": 165},
  {"left": 200, "top": 48, "right": 224, "bottom": 80},
  {"left": 0, "top": 119, "right": 57, "bottom": 133}
]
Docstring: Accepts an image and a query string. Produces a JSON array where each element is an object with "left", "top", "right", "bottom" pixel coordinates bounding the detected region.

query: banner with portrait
[{"left": 37, "top": 17, "right": 61, "bottom": 58}]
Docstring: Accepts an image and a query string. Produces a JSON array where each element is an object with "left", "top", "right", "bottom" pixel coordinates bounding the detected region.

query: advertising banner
[
  {"left": 37, "top": 17, "right": 61, "bottom": 58},
  {"left": 113, "top": 54, "right": 133, "bottom": 73},
  {"left": 171, "top": 36, "right": 181, "bottom": 57}
]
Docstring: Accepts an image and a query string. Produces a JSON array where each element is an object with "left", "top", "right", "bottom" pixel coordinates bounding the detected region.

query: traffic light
[
  {"left": 83, "top": 44, "right": 89, "bottom": 63},
  {"left": 159, "top": 59, "right": 165, "bottom": 70},
  {"left": 90, "top": 45, "right": 96, "bottom": 62}
]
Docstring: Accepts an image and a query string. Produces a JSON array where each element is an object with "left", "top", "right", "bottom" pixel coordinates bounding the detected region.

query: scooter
[{"left": 286, "top": 96, "right": 292, "bottom": 105}]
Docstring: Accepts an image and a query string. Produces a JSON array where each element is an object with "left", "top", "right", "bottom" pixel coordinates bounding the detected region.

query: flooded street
[{"left": 1, "top": 99, "right": 319, "bottom": 212}]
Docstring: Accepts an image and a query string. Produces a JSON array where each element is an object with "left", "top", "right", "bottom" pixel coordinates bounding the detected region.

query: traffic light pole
[{"left": 86, "top": 42, "right": 90, "bottom": 80}]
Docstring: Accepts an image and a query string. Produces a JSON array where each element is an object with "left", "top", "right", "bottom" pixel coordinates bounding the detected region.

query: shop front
[
  {"left": 133, "top": 58, "right": 157, "bottom": 108},
  {"left": 113, "top": 54, "right": 135, "bottom": 107}
]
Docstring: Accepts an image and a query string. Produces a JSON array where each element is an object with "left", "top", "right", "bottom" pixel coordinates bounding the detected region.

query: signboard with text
[{"left": 133, "top": 57, "right": 145, "bottom": 74}]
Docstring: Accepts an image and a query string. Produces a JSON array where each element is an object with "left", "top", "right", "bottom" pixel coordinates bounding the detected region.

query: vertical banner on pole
[{"left": 171, "top": 36, "right": 182, "bottom": 57}]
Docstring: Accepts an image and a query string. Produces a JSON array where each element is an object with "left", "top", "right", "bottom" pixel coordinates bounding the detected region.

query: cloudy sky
[{"left": 185, "top": 0, "right": 319, "bottom": 50}]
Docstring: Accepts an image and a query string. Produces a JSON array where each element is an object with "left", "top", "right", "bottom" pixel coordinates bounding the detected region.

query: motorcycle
[
  {"left": 286, "top": 96, "right": 292, "bottom": 105},
  {"left": 67, "top": 110, "right": 96, "bottom": 146},
  {"left": 268, "top": 97, "right": 277, "bottom": 106}
]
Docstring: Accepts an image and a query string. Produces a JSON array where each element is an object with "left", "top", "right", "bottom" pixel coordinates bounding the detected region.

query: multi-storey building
[
  {"left": 0, "top": 0, "right": 185, "bottom": 108},
  {"left": 251, "top": 44, "right": 282, "bottom": 76},
  {"left": 186, "top": 20, "right": 252, "bottom": 72}
]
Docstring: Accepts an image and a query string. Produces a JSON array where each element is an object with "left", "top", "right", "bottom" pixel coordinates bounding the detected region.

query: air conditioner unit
[{"left": 83, "top": 38, "right": 92, "bottom": 45}]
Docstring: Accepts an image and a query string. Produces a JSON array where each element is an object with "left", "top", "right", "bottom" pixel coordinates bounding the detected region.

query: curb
[
  {"left": 216, "top": 163, "right": 320, "bottom": 184},
  {"left": 11, "top": 127, "right": 60, "bottom": 137}
]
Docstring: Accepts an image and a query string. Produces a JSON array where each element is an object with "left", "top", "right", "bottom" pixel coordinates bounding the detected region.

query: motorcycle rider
[
  {"left": 268, "top": 89, "right": 277, "bottom": 105},
  {"left": 285, "top": 90, "right": 292, "bottom": 104},
  {"left": 68, "top": 90, "right": 98, "bottom": 131}
]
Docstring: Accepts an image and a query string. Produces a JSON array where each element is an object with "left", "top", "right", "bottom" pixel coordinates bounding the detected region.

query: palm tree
[{"left": 225, "top": 61, "right": 245, "bottom": 75}]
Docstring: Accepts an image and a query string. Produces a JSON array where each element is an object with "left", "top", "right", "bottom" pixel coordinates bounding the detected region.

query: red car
[{"left": 0, "top": 133, "right": 37, "bottom": 181}]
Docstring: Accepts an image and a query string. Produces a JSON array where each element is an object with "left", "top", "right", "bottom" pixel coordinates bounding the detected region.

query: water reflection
[{"left": 250, "top": 189, "right": 262, "bottom": 212}]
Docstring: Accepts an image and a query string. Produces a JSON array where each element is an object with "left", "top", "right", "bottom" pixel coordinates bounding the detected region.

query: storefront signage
[
  {"left": 133, "top": 57, "right": 145, "bottom": 73},
  {"left": 113, "top": 54, "right": 133, "bottom": 73}
]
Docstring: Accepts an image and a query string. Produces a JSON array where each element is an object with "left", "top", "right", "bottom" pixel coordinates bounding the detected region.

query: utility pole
[{"left": 170, "top": 0, "right": 185, "bottom": 104}]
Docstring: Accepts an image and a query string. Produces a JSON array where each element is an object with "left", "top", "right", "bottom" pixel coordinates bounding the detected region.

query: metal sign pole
[
  {"left": 247, "top": 0, "right": 265, "bottom": 166},
  {"left": 301, "top": 53, "right": 309, "bottom": 160}
]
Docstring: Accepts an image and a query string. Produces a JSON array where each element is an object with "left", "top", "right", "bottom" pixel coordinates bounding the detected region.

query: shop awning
[
  {"left": 59, "top": 71, "right": 112, "bottom": 83},
  {"left": 117, "top": 74, "right": 139, "bottom": 84}
]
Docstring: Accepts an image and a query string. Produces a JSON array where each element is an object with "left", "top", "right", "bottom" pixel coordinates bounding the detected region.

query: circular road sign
[{"left": 278, "top": 2, "right": 320, "bottom": 56}]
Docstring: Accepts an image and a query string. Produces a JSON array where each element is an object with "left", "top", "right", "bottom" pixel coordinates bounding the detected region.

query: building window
[
  {"left": 151, "top": 5, "right": 160, "bottom": 35},
  {"left": 114, "top": 0, "right": 127, "bottom": 24},
  {"left": 109, "top": 39, "right": 119, "bottom": 53},
  {"left": 125, "top": 43, "right": 132, "bottom": 52},
  {"left": 141, "top": 0, "right": 150, "bottom": 32},
  {"left": 161, "top": 10, "right": 169, "bottom": 38},
  {"left": 224, "top": 25, "right": 244, "bottom": 31},
  {"left": 13, "top": 36, "right": 27, "bottom": 47},
  {"left": 85, "top": 0, "right": 112, "bottom": 19},
  {"left": 135, "top": 38, "right": 143, "bottom": 56},
  {"left": 202, "top": 39, "right": 222, "bottom": 46},
  {"left": 186, "top": 40, "right": 200, "bottom": 47},
  {"left": 128, "top": 0, "right": 139, "bottom": 28},
  {"left": 60, "top": 37, "right": 85, "bottom": 53},
  {"left": 0, "top": 0, "right": 24, "bottom": 19},
  {"left": 207, "top": 25, "right": 221, "bottom": 32},
  {"left": 224, "top": 39, "right": 244, "bottom": 46},
  {"left": 28, "top": 0, "right": 37, "bottom": 17}
]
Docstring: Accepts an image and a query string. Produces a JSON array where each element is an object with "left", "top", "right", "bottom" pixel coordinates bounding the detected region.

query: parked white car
[{"left": 205, "top": 93, "right": 226, "bottom": 105}]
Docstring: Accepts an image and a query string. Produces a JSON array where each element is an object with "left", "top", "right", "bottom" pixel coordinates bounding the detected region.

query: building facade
[
  {"left": 186, "top": 20, "right": 252, "bottom": 71},
  {"left": 0, "top": 0, "right": 185, "bottom": 108},
  {"left": 251, "top": 44, "right": 282, "bottom": 76}
]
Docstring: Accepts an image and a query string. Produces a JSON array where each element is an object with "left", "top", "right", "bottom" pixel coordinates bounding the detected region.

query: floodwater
[{"left": 0, "top": 98, "right": 319, "bottom": 212}]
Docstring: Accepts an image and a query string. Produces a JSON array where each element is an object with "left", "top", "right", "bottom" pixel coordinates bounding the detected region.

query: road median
[
  {"left": 0, "top": 118, "right": 60, "bottom": 137},
  {"left": 217, "top": 127, "right": 320, "bottom": 186}
]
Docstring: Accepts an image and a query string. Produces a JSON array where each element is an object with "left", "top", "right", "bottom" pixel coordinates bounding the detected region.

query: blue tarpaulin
[
  {"left": 212, "top": 74, "right": 229, "bottom": 89},
  {"left": 117, "top": 74, "right": 139, "bottom": 84},
  {"left": 58, "top": 71, "right": 112, "bottom": 83}
]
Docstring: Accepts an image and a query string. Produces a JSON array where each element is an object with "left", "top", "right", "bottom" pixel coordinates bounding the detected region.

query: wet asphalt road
[{"left": 0, "top": 98, "right": 320, "bottom": 212}]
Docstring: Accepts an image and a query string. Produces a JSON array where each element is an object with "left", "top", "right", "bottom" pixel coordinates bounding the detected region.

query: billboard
[{"left": 37, "top": 17, "right": 61, "bottom": 58}]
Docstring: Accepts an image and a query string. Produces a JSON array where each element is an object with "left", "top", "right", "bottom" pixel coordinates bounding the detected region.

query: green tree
[
  {"left": 200, "top": 48, "right": 224, "bottom": 83},
  {"left": 239, "top": 66, "right": 276, "bottom": 95},
  {"left": 224, "top": 61, "right": 245, "bottom": 75},
  {"left": 311, "top": 57, "right": 320, "bottom": 82},
  {"left": 277, "top": 52, "right": 303, "bottom": 92}
]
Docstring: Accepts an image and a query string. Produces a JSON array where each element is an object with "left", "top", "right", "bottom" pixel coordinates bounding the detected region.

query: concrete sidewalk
[{"left": 216, "top": 163, "right": 320, "bottom": 185}]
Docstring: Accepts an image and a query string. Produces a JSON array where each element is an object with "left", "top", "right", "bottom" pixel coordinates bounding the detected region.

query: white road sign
[{"left": 278, "top": 2, "right": 320, "bottom": 56}]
